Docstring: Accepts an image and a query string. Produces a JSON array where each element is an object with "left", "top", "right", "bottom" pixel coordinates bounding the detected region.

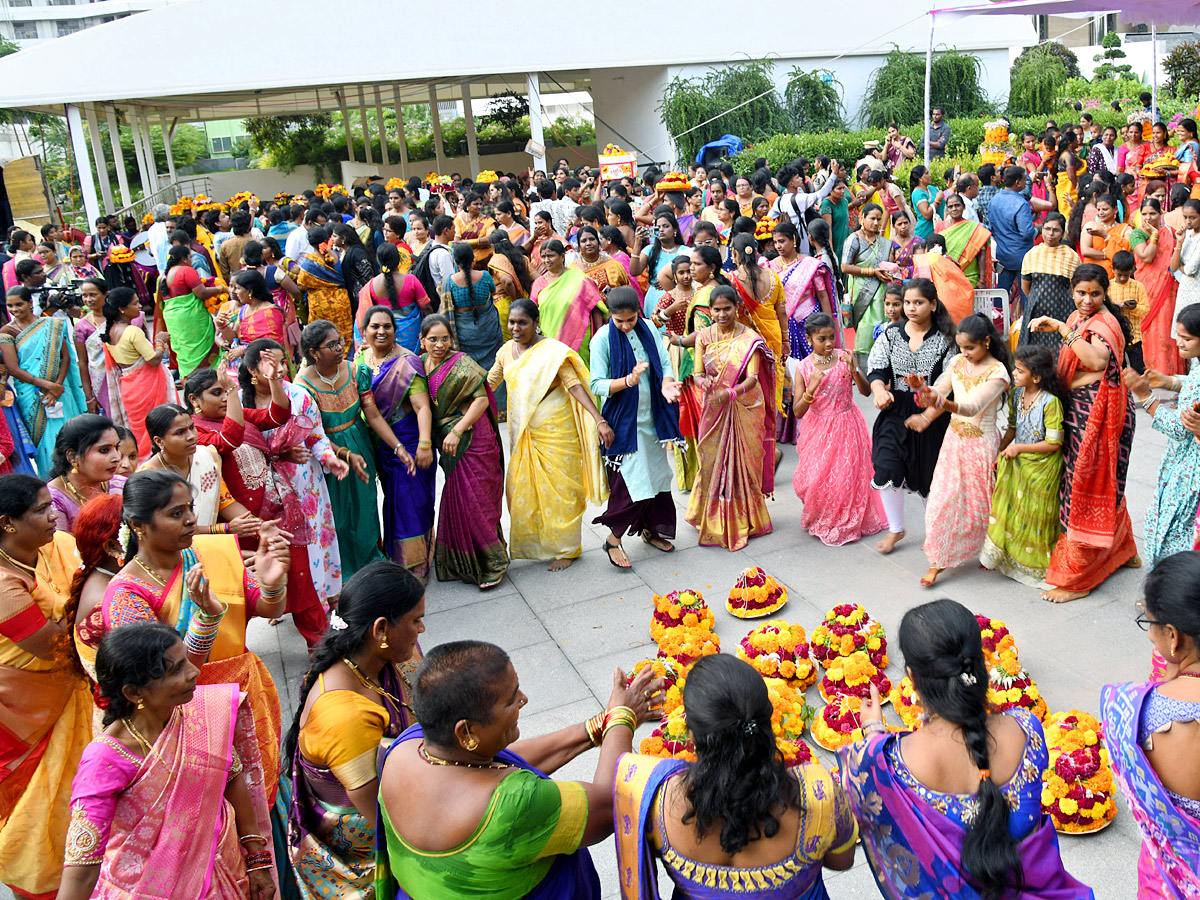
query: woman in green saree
[
  {"left": 155, "top": 244, "right": 224, "bottom": 377},
  {"left": 840, "top": 203, "right": 897, "bottom": 369},
  {"left": 529, "top": 241, "right": 607, "bottom": 369}
]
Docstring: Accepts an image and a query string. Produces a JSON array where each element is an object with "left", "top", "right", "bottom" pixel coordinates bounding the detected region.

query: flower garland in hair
[
  {"left": 117, "top": 521, "right": 131, "bottom": 554},
  {"left": 329, "top": 611, "right": 348, "bottom": 631}
]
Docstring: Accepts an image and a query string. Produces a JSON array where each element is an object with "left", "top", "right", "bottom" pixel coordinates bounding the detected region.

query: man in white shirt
[
  {"left": 146, "top": 203, "right": 173, "bottom": 274},
  {"left": 957, "top": 174, "right": 981, "bottom": 223},
  {"left": 286, "top": 209, "right": 324, "bottom": 260},
  {"left": 552, "top": 178, "right": 584, "bottom": 236},
  {"left": 768, "top": 161, "right": 842, "bottom": 256},
  {"left": 427, "top": 215, "right": 456, "bottom": 287},
  {"left": 529, "top": 180, "right": 559, "bottom": 233}
]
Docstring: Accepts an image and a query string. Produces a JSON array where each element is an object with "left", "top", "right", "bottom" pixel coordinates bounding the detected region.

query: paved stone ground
[{"left": 19, "top": 390, "right": 1158, "bottom": 900}]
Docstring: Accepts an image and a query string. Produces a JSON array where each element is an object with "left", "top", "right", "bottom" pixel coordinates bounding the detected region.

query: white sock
[{"left": 879, "top": 487, "right": 906, "bottom": 534}]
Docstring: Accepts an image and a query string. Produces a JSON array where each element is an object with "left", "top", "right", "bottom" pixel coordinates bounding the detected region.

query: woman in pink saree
[
  {"left": 685, "top": 285, "right": 776, "bottom": 551},
  {"left": 60, "top": 623, "right": 277, "bottom": 900}
]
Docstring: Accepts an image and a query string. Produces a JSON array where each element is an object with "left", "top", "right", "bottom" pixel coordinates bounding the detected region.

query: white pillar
[
  {"left": 65, "top": 104, "right": 101, "bottom": 227},
  {"left": 428, "top": 83, "right": 447, "bottom": 173},
  {"left": 83, "top": 103, "right": 114, "bottom": 213},
  {"left": 393, "top": 84, "right": 409, "bottom": 174},
  {"left": 128, "top": 110, "right": 151, "bottom": 197},
  {"left": 335, "top": 90, "right": 354, "bottom": 162},
  {"left": 923, "top": 13, "right": 935, "bottom": 168},
  {"left": 526, "top": 73, "right": 546, "bottom": 173},
  {"left": 105, "top": 104, "right": 130, "bottom": 208},
  {"left": 358, "top": 85, "right": 374, "bottom": 166},
  {"left": 134, "top": 113, "right": 159, "bottom": 193},
  {"left": 1151, "top": 24, "right": 1159, "bottom": 118},
  {"left": 160, "top": 115, "right": 177, "bottom": 184},
  {"left": 373, "top": 86, "right": 389, "bottom": 166},
  {"left": 462, "top": 82, "right": 480, "bottom": 177}
]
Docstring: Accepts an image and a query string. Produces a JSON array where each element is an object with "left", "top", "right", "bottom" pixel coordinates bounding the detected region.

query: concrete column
[
  {"left": 65, "top": 104, "right": 101, "bottom": 227},
  {"left": 135, "top": 113, "right": 159, "bottom": 193},
  {"left": 428, "top": 83, "right": 446, "bottom": 173},
  {"left": 83, "top": 103, "right": 114, "bottom": 213},
  {"left": 461, "top": 82, "right": 480, "bottom": 177},
  {"left": 526, "top": 73, "right": 546, "bottom": 173},
  {"left": 357, "top": 85, "right": 373, "bottom": 166},
  {"left": 128, "top": 109, "right": 151, "bottom": 197},
  {"left": 392, "top": 84, "right": 409, "bottom": 173},
  {"left": 373, "top": 86, "right": 389, "bottom": 166},
  {"left": 105, "top": 104, "right": 130, "bottom": 208},
  {"left": 335, "top": 90, "right": 354, "bottom": 162},
  {"left": 160, "top": 114, "right": 177, "bottom": 184}
]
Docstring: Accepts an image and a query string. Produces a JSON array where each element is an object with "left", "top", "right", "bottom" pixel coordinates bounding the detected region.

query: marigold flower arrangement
[
  {"left": 384, "top": 177, "right": 404, "bottom": 192},
  {"left": 726, "top": 567, "right": 787, "bottom": 619},
  {"left": 986, "top": 665, "right": 1048, "bottom": 721},
  {"left": 476, "top": 170, "right": 499, "bottom": 184},
  {"left": 628, "top": 657, "right": 682, "bottom": 693},
  {"left": 108, "top": 247, "right": 135, "bottom": 265},
  {"left": 140, "top": 213, "right": 154, "bottom": 227},
  {"left": 639, "top": 672, "right": 696, "bottom": 761},
  {"left": 228, "top": 191, "right": 258, "bottom": 208},
  {"left": 890, "top": 676, "right": 925, "bottom": 731},
  {"left": 975, "top": 614, "right": 1019, "bottom": 668},
  {"left": 754, "top": 217, "right": 777, "bottom": 241},
  {"left": 737, "top": 620, "right": 817, "bottom": 689},
  {"left": 275, "top": 191, "right": 293, "bottom": 204},
  {"left": 809, "top": 604, "right": 887, "bottom": 669},
  {"left": 811, "top": 694, "right": 895, "bottom": 751},
  {"left": 650, "top": 590, "right": 713, "bottom": 643},
  {"left": 601, "top": 143, "right": 628, "bottom": 156},
  {"left": 1041, "top": 710, "right": 1117, "bottom": 834},
  {"left": 655, "top": 171, "right": 691, "bottom": 193},
  {"left": 426, "top": 174, "right": 453, "bottom": 193},
  {"left": 655, "top": 624, "right": 720, "bottom": 667},
  {"left": 763, "top": 677, "right": 815, "bottom": 766},
  {"left": 819, "top": 650, "right": 892, "bottom": 704}
]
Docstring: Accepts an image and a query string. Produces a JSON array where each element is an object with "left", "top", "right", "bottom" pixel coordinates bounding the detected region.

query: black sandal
[
  {"left": 641, "top": 529, "right": 675, "bottom": 553},
  {"left": 605, "top": 537, "right": 632, "bottom": 569}
]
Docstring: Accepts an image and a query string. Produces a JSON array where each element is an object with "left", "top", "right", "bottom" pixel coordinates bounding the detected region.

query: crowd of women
[{"left": 0, "top": 127, "right": 1197, "bottom": 896}]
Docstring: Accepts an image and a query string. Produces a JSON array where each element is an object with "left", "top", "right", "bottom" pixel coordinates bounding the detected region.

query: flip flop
[
  {"left": 641, "top": 530, "right": 674, "bottom": 552},
  {"left": 605, "top": 537, "right": 632, "bottom": 569}
]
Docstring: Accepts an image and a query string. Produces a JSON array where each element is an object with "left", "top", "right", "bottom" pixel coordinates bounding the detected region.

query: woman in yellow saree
[
  {"left": 685, "top": 286, "right": 776, "bottom": 551},
  {"left": 0, "top": 474, "right": 91, "bottom": 900},
  {"left": 488, "top": 299, "right": 611, "bottom": 571},
  {"left": 454, "top": 192, "right": 497, "bottom": 269},
  {"left": 729, "top": 234, "right": 786, "bottom": 422}
]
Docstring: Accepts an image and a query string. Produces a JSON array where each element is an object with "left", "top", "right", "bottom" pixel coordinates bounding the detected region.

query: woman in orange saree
[
  {"left": 685, "top": 285, "right": 776, "bottom": 551},
  {"left": 454, "top": 193, "right": 496, "bottom": 269},
  {"left": 60, "top": 626, "right": 276, "bottom": 900},
  {"left": 1028, "top": 264, "right": 1138, "bottom": 602},
  {"left": 218, "top": 269, "right": 291, "bottom": 370},
  {"left": 529, "top": 212, "right": 564, "bottom": 277},
  {"left": 0, "top": 475, "right": 91, "bottom": 900},
  {"left": 1131, "top": 198, "right": 1183, "bottom": 375},
  {"left": 937, "top": 194, "right": 994, "bottom": 288}
]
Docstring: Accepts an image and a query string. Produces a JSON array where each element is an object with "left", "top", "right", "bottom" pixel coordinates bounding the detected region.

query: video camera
[{"left": 31, "top": 281, "right": 84, "bottom": 313}]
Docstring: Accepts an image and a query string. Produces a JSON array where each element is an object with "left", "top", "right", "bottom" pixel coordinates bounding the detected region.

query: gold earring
[
  {"left": 379, "top": 639, "right": 389, "bottom": 649},
  {"left": 2, "top": 525, "right": 13, "bottom": 533},
  {"left": 136, "top": 699, "right": 145, "bottom": 710},
  {"left": 464, "top": 736, "right": 479, "bottom": 751},
  {"left": 251, "top": 375, "right": 259, "bottom": 385},
  {"left": 71, "top": 462, "right": 79, "bottom": 474}
]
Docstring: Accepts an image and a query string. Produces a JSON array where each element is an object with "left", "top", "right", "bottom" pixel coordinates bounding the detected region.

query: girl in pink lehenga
[
  {"left": 792, "top": 312, "right": 885, "bottom": 545},
  {"left": 916, "top": 313, "right": 1012, "bottom": 587}
]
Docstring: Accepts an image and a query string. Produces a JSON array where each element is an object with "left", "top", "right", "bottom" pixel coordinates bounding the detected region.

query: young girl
[
  {"left": 872, "top": 283, "right": 905, "bottom": 343},
  {"left": 981, "top": 345, "right": 1065, "bottom": 586},
  {"left": 792, "top": 313, "right": 885, "bottom": 545},
  {"left": 917, "top": 313, "right": 1011, "bottom": 586},
  {"left": 868, "top": 278, "right": 958, "bottom": 554},
  {"left": 114, "top": 425, "right": 138, "bottom": 477}
]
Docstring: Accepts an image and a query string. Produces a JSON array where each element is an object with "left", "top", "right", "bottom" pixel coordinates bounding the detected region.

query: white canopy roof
[{"left": 0, "top": 0, "right": 1035, "bottom": 118}]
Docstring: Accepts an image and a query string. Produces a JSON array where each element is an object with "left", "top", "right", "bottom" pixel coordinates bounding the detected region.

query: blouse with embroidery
[{"left": 104, "top": 569, "right": 260, "bottom": 633}]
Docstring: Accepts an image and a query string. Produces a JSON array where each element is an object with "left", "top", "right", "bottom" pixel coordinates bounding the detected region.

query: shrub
[
  {"left": 1008, "top": 45, "right": 1069, "bottom": 117},
  {"left": 1057, "top": 76, "right": 1150, "bottom": 108},
  {"left": 784, "top": 68, "right": 845, "bottom": 132},
  {"left": 861, "top": 46, "right": 991, "bottom": 127},
  {"left": 1164, "top": 41, "right": 1200, "bottom": 101},
  {"left": 1011, "top": 41, "right": 1081, "bottom": 81},
  {"left": 1092, "top": 31, "right": 1135, "bottom": 82}
]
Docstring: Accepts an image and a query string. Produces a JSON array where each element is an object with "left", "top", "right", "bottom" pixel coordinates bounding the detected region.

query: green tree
[
  {"left": 1093, "top": 31, "right": 1134, "bottom": 82},
  {"left": 1011, "top": 41, "right": 1080, "bottom": 80},
  {"left": 1164, "top": 40, "right": 1200, "bottom": 100},
  {"left": 862, "top": 46, "right": 990, "bottom": 128},
  {"left": 480, "top": 91, "right": 529, "bottom": 139},
  {"left": 244, "top": 114, "right": 335, "bottom": 174},
  {"left": 783, "top": 68, "right": 845, "bottom": 132},
  {"left": 1008, "top": 44, "right": 1069, "bottom": 117}
]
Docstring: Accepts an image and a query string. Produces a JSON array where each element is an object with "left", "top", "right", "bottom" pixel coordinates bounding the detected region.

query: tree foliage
[
  {"left": 480, "top": 91, "right": 529, "bottom": 138},
  {"left": 1092, "top": 31, "right": 1134, "bottom": 82},
  {"left": 783, "top": 68, "right": 845, "bottom": 132},
  {"left": 244, "top": 114, "right": 334, "bottom": 174},
  {"left": 659, "top": 58, "right": 792, "bottom": 167},
  {"left": 861, "top": 46, "right": 991, "bottom": 128},
  {"left": 1011, "top": 41, "right": 1080, "bottom": 80},
  {"left": 1164, "top": 41, "right": 1200, "bottom": 101},
  {"left": 1008, "top": 45, "right": 1069, "bottom": 117}
]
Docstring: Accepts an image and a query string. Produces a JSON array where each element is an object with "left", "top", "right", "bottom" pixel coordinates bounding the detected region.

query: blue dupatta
[
  {"left": 296, "top": 252, "right": 345, "bottom": 288},
  {"left": 1102, "top": 682, "right": 1200, "bottom": 899},
  {"left": 601, "top": 318, "right": 684, "bottom": 466}
]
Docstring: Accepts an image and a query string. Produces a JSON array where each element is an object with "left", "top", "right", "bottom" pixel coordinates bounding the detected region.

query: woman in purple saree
[
  {"left": 841, "top": 598, "right": 1094, "bottom": 900},
  {"left": 1102, "top": 551, "right": 1200, "bottom": 900},
  {"left": 420, "top": 315, "right": 508, "bottom": 588}
]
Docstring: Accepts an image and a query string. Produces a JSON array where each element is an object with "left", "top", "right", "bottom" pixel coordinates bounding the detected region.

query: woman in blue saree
[
  {"left": 1102, "top": 551, "right": 1200, "bottom": 900},
  {"left": 614, "top": 654, "right": 856, "bottom": 900},
  {"left": 439, "top": 242, "right": 505, "bottom": 412},
  {"left": 841, "top": 598, "right": 1094, "bottom": 900},
  {"left": 355, "top": 306, "right": 436, "bottom": 582},
  {"left": 0, "top": 287, "right": 88, "bottom": 476},
  {"left": 375, "top": 640, "right": 662, "bottom": 900}
]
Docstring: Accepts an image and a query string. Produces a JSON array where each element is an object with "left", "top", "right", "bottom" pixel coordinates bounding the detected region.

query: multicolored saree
[
  {"left": 425, "top": 351, "right": 508, "bottom": 586},
  {"left": 684, "top": 327, "right": 776, "bottom": 551},
  {"left": 1102, "top": 682, "right": 1200, "bottom": 899},
  {"left": 531, "top": 268, "right": 607, "bottom": 369},
  {"left": 158, "top": 266, "right": 218, "bottom": 378},
  {"left": 774, "top": 255, "right": 840, "bottom": 358},
  {"left": 295, "top": 251, "right": 352, "bottom": 343},
  {"left": 102, "top": 343, "right": 178, "bottom": 461},
  {"left": 937, "top": 219, "right": 994, "bottom": 288}
]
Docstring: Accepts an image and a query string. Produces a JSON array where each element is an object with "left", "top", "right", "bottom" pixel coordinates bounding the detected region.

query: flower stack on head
[
  {"left": 809, "top": 603, "right": 887, "bottom": 669},
  {"left": 176, "top": 196, "right": 194, "bottom": 212},
  {"left": 384, "top": 177, "right": 404, "bottom": 192},
  {"left": 811, "top": 694, "right": 894, "bottom": 751},
  {"left": 108, "top": 247, "right": 135, "bottom": 265},
  {"left": 650, "top": 589, "right": 714, "bottom": 643},
  {"left": 754, "top": 217, "right": 777, "bottom": 242},
  {"left": 890, "top": 676, "right": 924, "bottom": 731},
  {"left": 726, "top": 567, "right": 788, "bottom": 619},
  {"left": 737, "top": 620, "right": 818, "bottom": 689},
  {"left": 639, "top": 671, "right": 695, "bottom": 761},
  {"left": 275, "top": 191, "right": 292, "bottom": 205},
  {"left": 1041, "top": 710, "right": 1117, "bottom": 834},
  {"left": 315, "top": 184, "right": 334, "bottom": 201},
  {"left": 476, "top": 170, "right": 499, "bottom": 184},
  {"left": 228, "top": 191, "right": 257, "bottom": 209},
  {"left": 819, "top": 650, "right": 892, "bottom": 704},
  {"left": 428, "top": 174, "right": 453, "bottom": 194},
  {"left": 191, "top": 194, "right": 219, "bottom": 212},
  {"left": 763, "top": 677, "right": 815, "bottom": 767},
  {"left": 655, "top": 625, "right": 720, "bottom": 668},
  {"left": 1127, "top": 110, "right": 1153, "bottom": 142},
  {"left": 981, "top": 119, "right": 1011, "bottom": 167},
  {"left": 655, "top": 171, "right": 691, "bottom": 194},
  {"left": 976, "top": 614, "right": 1047, "bottom": 721},
  {"left": 141, "top": 213, "right": 154, "bottom": 227}
]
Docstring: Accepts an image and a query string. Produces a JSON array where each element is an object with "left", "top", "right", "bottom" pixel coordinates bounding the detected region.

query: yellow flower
[
  {"left": 1084, "top": 730, "right": 1098, "bottom": 746},
  {"left": 1058, "top": 798, "right": 1079, "bottom": 816}
]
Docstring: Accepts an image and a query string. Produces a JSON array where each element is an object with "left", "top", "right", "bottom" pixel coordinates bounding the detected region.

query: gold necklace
[
  {"left": 0, "top": 545, "right": 37, "bottom": 578},
  {"left": 133, "top": 555, "right": 169, "bottom": 587},
  {"left": 343, "top": 657, "right": 409, "bottom": 712},
  {"left": 418, "top": 742, "right": 509, "bottom": 769},
  {"left": 62, "top": 474, "right": 107, "bottom": 508},
  {"left": 123, "top": 716, "right": 155, "bottom": 756},
  {"left": 364, "top": 346, "right": 398, "bottom": 370}
]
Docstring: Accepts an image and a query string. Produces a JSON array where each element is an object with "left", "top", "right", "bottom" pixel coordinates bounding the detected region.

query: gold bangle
[{"left": 585, "top": 713, "right": 605, "bottom": 747}]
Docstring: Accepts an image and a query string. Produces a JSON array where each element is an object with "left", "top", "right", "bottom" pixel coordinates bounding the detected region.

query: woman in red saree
[
  {"left": 1029, "top": 264, "right": 1138, "bottom": 602},
  {"left": 60, "top": 625, "right": 276, "bottom": 900},
  {"left": 685, "top": 285, "right": 776, "bottom": 551},
  {"left": 100, "top": 287, "right": 177, "bottom": 461},
  {"left": 217, "top": 270, "right": 290, "bottom": 370},
  {"left": 1131, "top": 197, "right": 1183, "bottom": 375}
]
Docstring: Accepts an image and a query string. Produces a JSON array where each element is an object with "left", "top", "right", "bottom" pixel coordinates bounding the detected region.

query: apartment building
[{"left": 0, "top": 0, "right": 168, "bottom": 45}]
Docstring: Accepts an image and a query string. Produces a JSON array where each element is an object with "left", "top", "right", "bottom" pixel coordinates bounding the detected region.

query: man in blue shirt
[
  {"left": 923, "top": 107, "right": 951, "bottom": 159},
  {"left": 988, "top": 166, "right": 1040, "bottom": 313}
]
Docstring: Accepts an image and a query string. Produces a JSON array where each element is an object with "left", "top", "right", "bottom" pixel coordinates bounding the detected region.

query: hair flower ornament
[
  {"left": 117, "top": 521, "right": 131, "bottom": 552},
  {"left": 329, "top": 612, "right": 348, "bottom": 631},
  {"left": 960, "top": 671, "right": 978, "bottom": 686}
]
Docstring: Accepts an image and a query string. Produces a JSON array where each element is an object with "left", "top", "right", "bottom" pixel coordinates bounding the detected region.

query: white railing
[{"left": 115, "top": 176, "right": 212, "bottom": 223}]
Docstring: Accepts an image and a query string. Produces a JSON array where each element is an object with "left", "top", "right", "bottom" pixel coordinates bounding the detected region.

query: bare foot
[
  {"left": 1124, "top": 555, "right": 1143, "bottom": 568},
  {"left": 268, "top": 617, "right": 283, "bottom": 626},
  {"left": 1041, "top": 588, "right": 1090, "bottom": 603},
  {"left": 479, "top": 578, "right": 503, "bottom": 590},
  {"left": 548, "top": 557, "right": 575, "bottom": 572},
  {"left": 920, "top": 567, "right": 943, "bottom": 587},
  {"left": 876, "top": 530, "right": 905, "bottom": 554},
  {"left": 774, "top": 447, "right": 783, "bottom": 472}
]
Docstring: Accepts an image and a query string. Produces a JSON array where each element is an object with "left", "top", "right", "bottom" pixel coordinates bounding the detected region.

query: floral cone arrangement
[
  {"left": 890, "top": 676, "right": 925, "bottom": 731},
  {"left": 476, "top": 170, "right": 499, "bottom": 184},
  {"left": 811, "top": 694, "right": 895, "bottom": 751},
  {"left": 810, "top": 604, "right": 887, "bottom": 669},
  {"left": 975, "top": 614, "right": 1047, "bottom": 721},
  {"left": 763, "top": 677, "right": 815, "bottom": 766},
  {"left": 976, "top": 615, "right": 1018, "bottom": 667},
  {"left": 1041, "top": 710, "right": 1117, "bottom": 834},
  {"left": 819, "top": 650, "right": 892, "bottom": 704},
  {"left": 727, "top": 567, "right": 788, "bottom": 619},
  {"left": 629, "top": 657, "right": 683, "bottom": 694},
  {"left": 656, "top": 625, "right": 720, "bottom": 668},
  {"left": 737, "top": 620, "right": 818, "bottom": 689},
  {"left": 655, "top": 171, "right": 691, "bottom": 193},
  {"left": 650, "top": 590, "right": 714, "bottom": 643},
  {"left": 639, "top": 672, "right": 696, "bottom": 761},
  {"left": 384, "top": 178, "right": 404, "bottom": 192}
]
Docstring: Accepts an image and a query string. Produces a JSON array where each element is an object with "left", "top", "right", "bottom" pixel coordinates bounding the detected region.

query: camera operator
[{"left": 14, "top": 259, "right": 81, "bottom": 319}]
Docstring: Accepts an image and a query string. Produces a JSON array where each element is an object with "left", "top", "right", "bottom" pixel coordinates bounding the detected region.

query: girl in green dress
[
  {"left": 979, "top": 345, "right": 1066, "bottom": 587},
  {"left": 296, "top": 320, "right": 416, "bottom": 578}
]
